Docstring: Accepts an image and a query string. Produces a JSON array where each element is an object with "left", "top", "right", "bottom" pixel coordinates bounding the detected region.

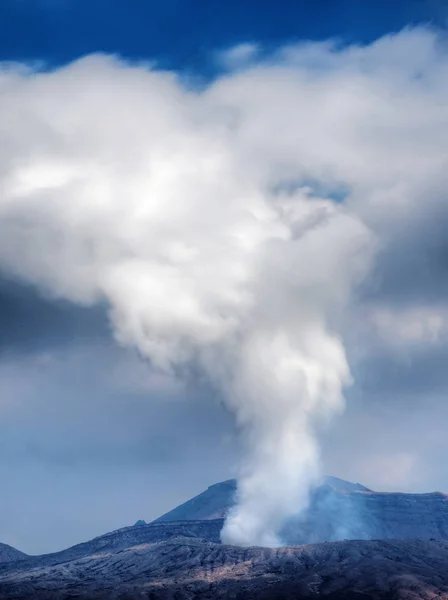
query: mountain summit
[
  {"left": 154, "top": 476, "right": 448, "bottom": 544},
  {"left": 154, "top": 476, "right": 371, "bottom": 523}
]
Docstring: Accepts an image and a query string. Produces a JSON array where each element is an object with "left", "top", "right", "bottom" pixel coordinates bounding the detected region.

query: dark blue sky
[{"left": 0, "top": 0, "right": 446, "bottom": 71}]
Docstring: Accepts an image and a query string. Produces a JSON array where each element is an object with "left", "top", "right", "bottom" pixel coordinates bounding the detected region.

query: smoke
[
  {"left": 279, "top": 483, "right": 372, "bottom": 546},
  {"left": 0, "top": 26, "right": 446, "bottom": 546}
]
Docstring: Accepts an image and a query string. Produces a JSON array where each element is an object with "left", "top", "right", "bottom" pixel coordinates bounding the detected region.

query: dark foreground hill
[{"left": 0, "top": 521, "right": 448, "bottom": 599}]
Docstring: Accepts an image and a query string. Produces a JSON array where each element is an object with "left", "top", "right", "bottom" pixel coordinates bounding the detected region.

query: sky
[{"left": 0, "top": 0, "right": 448, "bottom": 554}]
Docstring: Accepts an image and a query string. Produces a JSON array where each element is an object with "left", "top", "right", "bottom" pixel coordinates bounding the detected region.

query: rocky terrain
[
  {"left": 1, "top": 522, "right": 448, "bottom": 599},
  {"left": 2, "top": 477, "right": 448, "bottom": 599}
]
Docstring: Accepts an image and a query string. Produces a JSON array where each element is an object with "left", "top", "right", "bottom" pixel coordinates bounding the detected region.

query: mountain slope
[
  {"left": 155, "top": 477, "right": 448, "bottom": 544},
  {"left": 154, "top": 476, "right": 370, "bottom": 523},
  {"left": 155, "top": 479, "right": 237, "bottom": 523},
  {"left": 0, "top": 520, "right": 224, "bottom": 577},
  {"left": 0, "top": 543, "right": 27, "bottom": 564},
  {"left": 0, "top": 526, "right": 448, "bottom": 599}
]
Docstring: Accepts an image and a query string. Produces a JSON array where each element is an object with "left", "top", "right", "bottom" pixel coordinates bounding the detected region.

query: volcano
[{"left": 2, "top": 477, "right": 448, "bottom": 599}]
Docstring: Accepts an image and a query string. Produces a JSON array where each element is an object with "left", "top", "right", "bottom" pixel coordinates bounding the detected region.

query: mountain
[
  {"left": 155, "top": 479, "right": 236, "bottom": 522},
  {"left": 154, "top": 476, "right": 371, "bottom": 524},
  {"left": 0, "top": 522, "right": 448, "bottom": 599},
  {"left": 0, "top": 543, "right": 27, "bottom": 564},
  {"left": 134, "top": 519, "right": 147, "bottom": 527},
  {"left": 2, "top": 476, "right": 448, "bottom": 598},
  {"left": 155, "top": 476, "right": 448, "bottom": 544},
  {"left": 0, "top": 520, "right": 223, "bottom": 574}
]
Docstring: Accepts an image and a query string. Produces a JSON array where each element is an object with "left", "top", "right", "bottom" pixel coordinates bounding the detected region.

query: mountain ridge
[
  {"left": 154, "top": 475, "right": 372, "bottom": 524},
  {"left": 0, "top": 543, "right": 27, "bottom": 565},
  {"left": 153, "top": 476, "right": 448, "bottom": 544},
  {"left": 2, "top": 476, "right": 448, "bottom": 598},
  {"left": 1, "top": 530, "right": 448, "bottom": 599}
]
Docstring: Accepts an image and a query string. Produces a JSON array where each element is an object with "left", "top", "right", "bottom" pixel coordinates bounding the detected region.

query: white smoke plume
[{"left": 0, "top": 27, "right": 446, "bottom": 546}]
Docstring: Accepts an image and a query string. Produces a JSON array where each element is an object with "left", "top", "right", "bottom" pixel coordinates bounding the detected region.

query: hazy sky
[{"left": 0, "top": 0, "right": 448, "bottom": 554}]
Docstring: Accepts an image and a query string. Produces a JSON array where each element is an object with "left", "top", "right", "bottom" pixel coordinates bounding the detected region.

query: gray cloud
[{"left": 0, "top": 276, "right": 109, "bottom": 356}]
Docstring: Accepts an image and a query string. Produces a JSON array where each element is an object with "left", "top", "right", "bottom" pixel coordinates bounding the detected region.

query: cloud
[
  {"left": 216, "top": 43, "right": 260, "bottom": 70},
  {"left": 0, "top": 276, "right": 109, "bottom": 358},
  {"left": 0, "top": 26, "right": 447, "bottom": 547}
]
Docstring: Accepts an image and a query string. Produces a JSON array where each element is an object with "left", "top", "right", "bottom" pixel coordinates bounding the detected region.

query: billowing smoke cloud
[{"left": 0, "top": 26, "right": 446, "bottom": 546}]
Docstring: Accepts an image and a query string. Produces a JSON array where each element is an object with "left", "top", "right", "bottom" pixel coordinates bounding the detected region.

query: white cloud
[
  {"left": 217, "top": 43, "right": 260, "bottom": 70},
  {"left": 0, "top": 27, "right": 447, "bottom": 545}
]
